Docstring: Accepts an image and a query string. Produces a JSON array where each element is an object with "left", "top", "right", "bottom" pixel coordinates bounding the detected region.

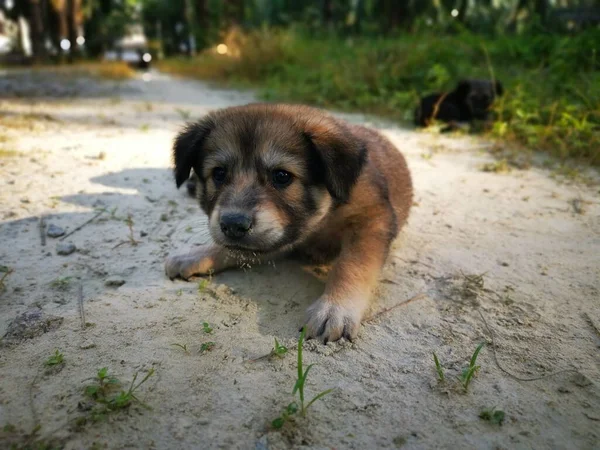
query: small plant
[
  {"left": 433, "top": 352, "right": 445, "bottom": 382},
  {"left": 85, "top": 367, "right": 120, "bottom": 401},
  {"left": 45, "top": 349, "right": 64, "bottom": 366},
  {"left": 459, "top": 342, "right": 485, "bottom": 391},
  {"left": 84, "top": 367, "right": 154, "bottom": 420},
  {"left": 202, "top": 322, "right": 213, "bottom": 334},
  {"left": 479, "top": 407, "right": 505, "bottom": 425},
  {"left": 272, "top": 338, "right": 288, "bottom": 358},
  {"left": 50, "top": 276, "right": 72, "bottom": 290},
  {"left": 271, "top": 328, "right": 333, "bottom": 428},
  {"left": 171, "top": 343, "right": 189, "bottom": 354},
  {"left": 198, "top": 277, "right": 211, "bottom": 292},
  {"left": 176, "top": 289, "right": 183, "bottom": 296},
  {"left": 126, "top": 214, "right": 139, "bottom": 245},
  {"left": 185, "top": 226, "right": 193, "bottom": 233},
  {"left": 199, "top": 342, "right": 216, "bottom": 353},
  {"left": 0, "top": 265, "right": 13, "bottom": 292},
  {"left": 271, "top": 402, "right": 298, "bottom": 429}
]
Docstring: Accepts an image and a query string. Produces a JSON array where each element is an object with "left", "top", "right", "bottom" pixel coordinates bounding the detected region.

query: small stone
[
  {"left": 255, "top": 435, "right": 268, "bottom": 450},
  {"left": 572, "top": 373, "right": 592, "bottom": 387},
  {"left": 47, "top": 224, "right": 65, "bottom": 238},
  {"left": 140, "top": 230, "right": 148, "bottom": 237},
  {"left": 105, "top": 277, "right": 126, "bottom": 287},
  {"left": 56, "top": 242, "right": 76, "bottom": 255}
]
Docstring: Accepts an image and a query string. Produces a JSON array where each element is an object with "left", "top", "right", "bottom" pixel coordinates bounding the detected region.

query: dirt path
[{"left": 0, "top": 69, "right": 599, "bottom": 450}]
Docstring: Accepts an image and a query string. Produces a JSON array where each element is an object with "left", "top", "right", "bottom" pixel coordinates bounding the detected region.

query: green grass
[
  {"left": 433, "top": 352, "right": 445, "bottom": 382},
  {"left": 271, "top": 327, "right": 334, "bottom": 429},
  {"left": 50, "top": 276, "right": 72, "bottom": 290},
  {"left": 158, "top": 28, "right": 600, "bottom": 165},
  {"left": 45, "top": 349, "right": 64, "bottom": 366},
  {"left": 84, "top": 367, "right": 154, "bottom": 422},
  {"left": 460, "top": 342, "right": 486, "bottom": 391},
  {"left": 479, "top": 407, "right": 506, "bottom": 425}
]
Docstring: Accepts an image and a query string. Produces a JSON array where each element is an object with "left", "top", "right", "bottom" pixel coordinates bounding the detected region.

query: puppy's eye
[
  {"left": 212, "top": 167, "right": 227, "bottom": 183},
  {"left": 272, "top": 169, "right": 292, "bottom": 187}
]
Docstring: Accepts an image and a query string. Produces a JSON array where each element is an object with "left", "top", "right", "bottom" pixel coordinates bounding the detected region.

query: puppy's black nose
[{"left": 220, "top": 213, "right": 252, "bottom": 239}]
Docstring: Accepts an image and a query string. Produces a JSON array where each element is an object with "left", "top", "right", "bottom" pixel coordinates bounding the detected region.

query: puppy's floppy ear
[
  {"left": 172, "top": 118, "right": 215, "bottom": 188},
  {"left": 303, "top": 121, "right": 366, "bottom": 203},
  {"left": 494, "top": 80, "right": 504, "bottom": 97}
]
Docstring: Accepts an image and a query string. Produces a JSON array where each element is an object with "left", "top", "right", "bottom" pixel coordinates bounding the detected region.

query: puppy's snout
[{"left": 220, "top": 213, "right": 252, "bottom": 239}]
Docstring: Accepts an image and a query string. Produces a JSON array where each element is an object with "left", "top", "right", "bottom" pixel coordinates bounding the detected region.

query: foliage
[
  {"left": 271, "top": 327, "right": 333, "bottom": 429},
  {"left": 159, "top": 27, "right": 600, "bottom": 164}
]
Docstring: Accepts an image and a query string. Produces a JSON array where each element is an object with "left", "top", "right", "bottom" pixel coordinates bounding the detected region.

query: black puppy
[{"left": 414, "top": 79, "right": 503, "bottom": 127}]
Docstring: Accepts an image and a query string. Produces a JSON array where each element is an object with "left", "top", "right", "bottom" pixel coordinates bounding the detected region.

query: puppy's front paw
[
  {"left": 165, "top": 247, "right": 218, "bottom": 280},
  {"left": 303, "top": 297, "right": 366, "bottom": 343}
]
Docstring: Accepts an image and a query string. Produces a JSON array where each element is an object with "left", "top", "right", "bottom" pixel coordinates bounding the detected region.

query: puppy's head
[
  {"left": 456, "top": 79, "right": 503, "bottom": 119},
  {"left": 173, "top": 104, "right": 365, "bottom": 255}
]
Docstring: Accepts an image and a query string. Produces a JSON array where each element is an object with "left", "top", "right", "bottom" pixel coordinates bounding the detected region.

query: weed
[
  {"left": 140, "top": 124, "right": 149, "bottom": 132},
  {"left": 168, "top": 200, "right": 178, "bottom": 207},
  {"left": 198, "top": 273, "right": 212, "bottom": 292},
  {"left": 185, "top": 226, "right": 193, "bottom": 233},
  {"left": 160, "top": 213, "right": 168, "bottom": 222},
  {"left": 481, "top": 159, "right": 511, "bottom": 173},
  {"left": 202, "top": 322, "right": 213, "bottom": 334},
  {"left": 0, "top": 265, "right": 13, "bottom": 292},
  {"left": 176, "top": 289, "right": 183, "bottom": 296},
  {"left": 271, "top": 327, "right": 333, "bottom": 428},
  {"left": 50, "top": 276, "right": 72, "bottom": 290},
  {"left": 433, "top": 353, "right": 445, "bottom": 382},
  {"left": 45, "top": 349, "right": 64, "bottom": 366},
  {"left": 272, "top": 338, "right": 288, "bottom": 358},
  {"left": 199, "top": 342, "right": 216, "bottom": 353},
  {"left": 171, "top": 343, "right": 189, "bottom": 354},
  {"left": 459, "top": 342, "right": 486, "bottom": 391},
  {"left": 125, "top": 214, "right": 139, "bottom": 246},
  {"left": 84, "top": 367, "right": 154, "bottom": 420},
  {"left": 479, "top": 407, "right": 505, "bottom": 425}
]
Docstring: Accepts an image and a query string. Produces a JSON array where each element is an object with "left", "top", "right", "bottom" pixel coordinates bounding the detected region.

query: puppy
[
  {"left": 414, "top": 79, "right": 504, "bottom": 127},
  {"left": 165, "top": 104, "right": 413, "bottom": 342}
]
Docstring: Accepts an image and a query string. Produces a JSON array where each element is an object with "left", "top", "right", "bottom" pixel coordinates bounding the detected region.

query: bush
[{"left": 158, "top": 28, "right": 600, "bottom": 164}]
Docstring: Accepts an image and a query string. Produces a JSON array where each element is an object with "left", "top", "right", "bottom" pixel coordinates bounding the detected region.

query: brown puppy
[{"left": 165, "top": 104, "right": 412, "bottom": 342}]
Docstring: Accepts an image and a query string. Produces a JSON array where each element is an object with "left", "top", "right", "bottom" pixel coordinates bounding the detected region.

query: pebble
[
  {"left": 56, "top": 242, "right": 76, "bottom": 255},
  {"left": 105, "top": 276, "right": 126, "bottom": 287},
  {"left": 46, "top": 224, "right": 65, "bottom": 238}
]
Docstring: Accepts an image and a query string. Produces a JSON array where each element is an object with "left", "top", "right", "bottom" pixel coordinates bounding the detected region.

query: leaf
[
  {"left": 305, "top": 388, "right": 335, "bottom": 411},
  {"left": 271, "top": 417, "right": 285, "bottom": 429},
  {"left": 469, "top": 342, "right": 485, "bottom": 369}
]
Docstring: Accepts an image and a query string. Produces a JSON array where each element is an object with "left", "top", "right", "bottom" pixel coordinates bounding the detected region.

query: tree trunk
[
  {"left": 457, "top": 0, "right": 469, "bottom": 23},
  {"left": 322, "top": 0, "right": 334, "bottom": 31},
  {"left": 28, "top": 0, "right": 47, "bottom": 61},
  {"left": 533, "top": 0, "right": 548, "bottom": 24}
]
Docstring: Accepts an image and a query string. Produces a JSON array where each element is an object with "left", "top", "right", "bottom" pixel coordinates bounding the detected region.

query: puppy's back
[{"left": 350, "top": 125, "right": 413, "bottom": 228}]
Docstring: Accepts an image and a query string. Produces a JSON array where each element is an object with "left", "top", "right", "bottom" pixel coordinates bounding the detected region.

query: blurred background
[{"left": 0, "top": 0, "right": 598, "bottom": 163}]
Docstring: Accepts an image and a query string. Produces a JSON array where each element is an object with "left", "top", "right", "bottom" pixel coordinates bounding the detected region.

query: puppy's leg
[
  {"left": 165, "top": 244, "right": 284, "bottom": 280},
  {"left": 304, "top": 223, "right": 392, "bottom": 343},
  {"left": 165, "top": 244, "right": 236, "bottom": 280}
]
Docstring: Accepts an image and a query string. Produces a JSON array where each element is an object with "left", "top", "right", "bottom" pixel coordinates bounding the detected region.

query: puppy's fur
[
  {"left": 414, "top": 79, "right": 504, "bottom": 128},
  {"left": 166, "top": 104, "right": 413, "bottom": 342}
]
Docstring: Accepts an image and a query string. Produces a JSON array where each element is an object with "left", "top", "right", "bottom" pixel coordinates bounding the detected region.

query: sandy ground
[{"left": 0, "top": 69, "right": 599, "bottom": 450}]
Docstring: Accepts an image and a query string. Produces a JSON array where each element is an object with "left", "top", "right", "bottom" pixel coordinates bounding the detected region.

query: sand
[{"left": 0, "top": 69, "right": 599, "bottom": 450}]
